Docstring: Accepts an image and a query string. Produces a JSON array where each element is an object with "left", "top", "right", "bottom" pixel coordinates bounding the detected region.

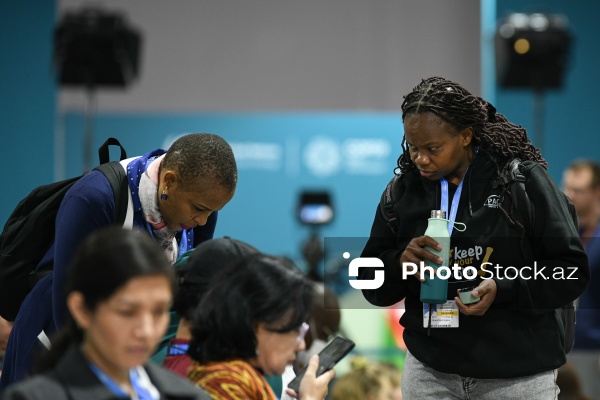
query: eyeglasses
[{"left": 296, "top": 322, "right": 309, "bottom": 346}]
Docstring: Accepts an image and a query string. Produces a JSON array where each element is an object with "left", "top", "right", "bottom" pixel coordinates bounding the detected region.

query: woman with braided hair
[{"left": 360, "top": 76, "right": 589, "bottom": 399}]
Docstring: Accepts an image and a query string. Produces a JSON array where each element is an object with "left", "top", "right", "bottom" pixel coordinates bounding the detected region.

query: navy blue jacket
[{"left": 0, "top": 151, "right": 217, "bottom": 389}]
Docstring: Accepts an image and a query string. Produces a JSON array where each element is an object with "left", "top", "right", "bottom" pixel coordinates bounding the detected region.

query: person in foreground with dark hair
[
  {"left": 163, "top": 237, "right": 259, "bottom": 377},
  {"left": 360, "top": 76, "right": 589, "bottom": 399},
  {"left": 1, "top": 133, "right": 238, "bottom": 389},
  {"left": 0, "top": 227, "right": 211, "bottom": 400},
  {"left": 187, "top": 254, "right": 334, "bottom": 400}
]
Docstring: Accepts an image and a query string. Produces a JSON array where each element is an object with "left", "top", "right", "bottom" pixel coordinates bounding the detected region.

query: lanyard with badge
[
  {"left": 89, "top": 362, "right": 160, "bottom": 400},
  {"left": 423, "top": 176, "right": 466, "bottom": 329}
]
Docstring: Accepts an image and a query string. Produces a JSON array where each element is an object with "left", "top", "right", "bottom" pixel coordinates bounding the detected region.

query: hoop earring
[{"left": 161, "top": 187, "right": 168, "bottom": 200}]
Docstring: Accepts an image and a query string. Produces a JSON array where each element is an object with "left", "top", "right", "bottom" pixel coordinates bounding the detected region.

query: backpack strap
[
  {"left": 98, "top": 137, "right": 127, "bottom": 164},
  {"left": 380, "top": 175, "right": 400, "bottom": 234},
  {"left": 505, "top": 159, "right": 534, "bottom": 235},
  {"left": 492, "top": 158, "right": 525, "bottom": 187},
  {"left": 93, "top": 162, "right": 129, "bottom": 226},
  {"left": 94, "top": 137, "right": 129, "bottom": 226}
]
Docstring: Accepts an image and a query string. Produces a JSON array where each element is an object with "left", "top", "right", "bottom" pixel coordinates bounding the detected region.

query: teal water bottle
[{"left": 420, "top": 210, "right": 451, "bottom": 304}]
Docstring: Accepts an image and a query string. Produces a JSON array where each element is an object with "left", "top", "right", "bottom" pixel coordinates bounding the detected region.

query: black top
[
  {"left": 361, "top": 153, "right": 589, "bottom": 378},
  {"left": 0, "top": 345, "right": 211, "bottom": 400}
]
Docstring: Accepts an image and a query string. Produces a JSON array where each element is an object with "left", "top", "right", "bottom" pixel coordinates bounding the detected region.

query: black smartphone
[{"left": 287, "top": 336, "right": 355, "bottom": 393}]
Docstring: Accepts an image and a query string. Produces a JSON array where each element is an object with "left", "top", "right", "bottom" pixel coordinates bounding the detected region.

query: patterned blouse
[{"left": 188, "top": 359, "right": 277, "bottom": 400}]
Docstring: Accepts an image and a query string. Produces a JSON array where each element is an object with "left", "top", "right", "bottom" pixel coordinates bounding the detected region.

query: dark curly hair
[
  {"left": 188, "top": 254, "right": 313, "bottom": 363},
  {"left": 398, "top": 76, "right": 548, "bottom": 242}
]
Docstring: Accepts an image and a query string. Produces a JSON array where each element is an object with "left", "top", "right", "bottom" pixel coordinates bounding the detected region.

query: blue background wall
[
  {"left": 2, "top": 1, "right": 599, "bottom": 263},
  {"left": 62, "top": 112, "right": 401, "bottom": 259},
  {"left": 1, "top": 1, "right": 56, "bottom": 229}
]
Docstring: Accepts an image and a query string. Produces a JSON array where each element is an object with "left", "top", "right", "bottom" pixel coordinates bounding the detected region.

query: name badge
[{"left": 423, "top": 301, "right": 459, "bottom": 328}]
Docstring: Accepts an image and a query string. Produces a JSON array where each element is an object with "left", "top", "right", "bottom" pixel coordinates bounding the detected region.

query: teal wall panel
[{"left": 0, "top": 1, "right": 57, "bottom": 226}]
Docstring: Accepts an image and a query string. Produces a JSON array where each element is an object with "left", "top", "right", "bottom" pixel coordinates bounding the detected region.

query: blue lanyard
[
  {"left": 89, "top": 363, "right": 157, "bottom": 400},
  {"left": 167, "top": 342, "right": 190, "bottom": 356},
  {"left": 440, "top": 177, "right": 465, "bottom": 236},
  {"left": 88, "top": 362, "right": 129, "bottom": 398},
  {"left": 130, "top": 367, "right": 158, "bottom": 400}
]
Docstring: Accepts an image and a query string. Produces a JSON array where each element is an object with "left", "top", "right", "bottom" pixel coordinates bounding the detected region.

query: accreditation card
[{"left": 423, "top": 300, "right": 459, "bottom": 328}]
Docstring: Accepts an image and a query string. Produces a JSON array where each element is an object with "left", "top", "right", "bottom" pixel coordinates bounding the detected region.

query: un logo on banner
[
  {"left": 348, "top": 257, "right": 385, "bottom": 290},
  {"left": 303, "top": 137, "right": 341, "bottom": 177}
]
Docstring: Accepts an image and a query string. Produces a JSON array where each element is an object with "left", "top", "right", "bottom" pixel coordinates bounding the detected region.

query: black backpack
[
  {"left": 0, "top": 138, "right": 129, "bottom": 321},
  {"left": 379, "top": 159, "right": 578, "bottom": 354}
]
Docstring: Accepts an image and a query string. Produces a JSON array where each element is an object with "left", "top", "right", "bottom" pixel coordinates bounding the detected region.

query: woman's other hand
[{"left": 454, "top": 279, "right": 497, "bottom": 316}]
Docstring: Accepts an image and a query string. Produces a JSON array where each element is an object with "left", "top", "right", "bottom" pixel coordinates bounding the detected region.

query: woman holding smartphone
[{"left": 187, "top": 253, "right": 335, "bottom": 400}]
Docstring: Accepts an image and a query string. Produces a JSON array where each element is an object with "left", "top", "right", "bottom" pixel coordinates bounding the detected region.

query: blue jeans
[{"left": 401, "top": 351, "right": 559, "bottom": 400}]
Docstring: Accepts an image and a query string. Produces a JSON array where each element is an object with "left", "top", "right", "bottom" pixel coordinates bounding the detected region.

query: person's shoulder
[
  {"left": 520, "top": 159, "right": 543, "bottom": 174},
  {"left": 187, "top": 360, "right": 270, "bottom": 400},
  {"left": 380, "top": 168, "right": 419, "bottom": 194},
  {"left": 65, "top": 169, "right": 114, "bottom": 199},
  {"left": 144, "top": 362, "right": 212, "bottom": 400},
  {"left": 520, "top": 160, "right": 553, "bottom": 186},
  {"left": 490, "top": 157, "right": 548, "bottom": 187},
  {"left": 189, "top": 360, "right": 264, "bottom": 387},
  {"left": 191, "top": 359, "right": 251, "bottom": 376},
  {"left": 398, "top": 167, "right": 420, "bottom": 182},
  {"left": 0, "top": 375, "right": 67, "bottom": 400},
  {"left": 219, "top": 359, "right": 255, "bottom": 373}
]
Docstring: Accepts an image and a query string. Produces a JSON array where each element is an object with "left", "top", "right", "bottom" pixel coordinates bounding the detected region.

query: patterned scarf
[
  {"left": 138, "top": 155, "right": 178, "bottom": 264},
  {"left": 188, "top": 359, "right": 277, "bottom": 400}
]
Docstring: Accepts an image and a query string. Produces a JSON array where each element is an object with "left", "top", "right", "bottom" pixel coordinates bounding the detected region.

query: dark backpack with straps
[
  {"left": 496, "top": 159, "right": 578, "bottom": 354},
  {"left": 0, "top": 138, "right": 129, "bottom": 321},
  {"left": 379, "top": 159, "right": 578, "bottom": 354}
]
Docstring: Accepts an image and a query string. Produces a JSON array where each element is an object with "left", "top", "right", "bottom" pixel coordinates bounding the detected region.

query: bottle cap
[{"left": 431, "top": 210, "right": 447, "bottom": 218}]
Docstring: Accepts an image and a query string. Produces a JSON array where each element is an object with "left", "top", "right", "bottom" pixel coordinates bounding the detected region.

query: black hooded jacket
[{"left": 360, "top": 153, "right": 589, "bottom": 379}]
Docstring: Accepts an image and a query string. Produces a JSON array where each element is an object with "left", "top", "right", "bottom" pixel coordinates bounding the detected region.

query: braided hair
[
  {"left": 397, "top": 76, "right": 548, "bottom": 245},
  {"left": 397, "top": 76, "right": 547, "bottom": 174}
]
